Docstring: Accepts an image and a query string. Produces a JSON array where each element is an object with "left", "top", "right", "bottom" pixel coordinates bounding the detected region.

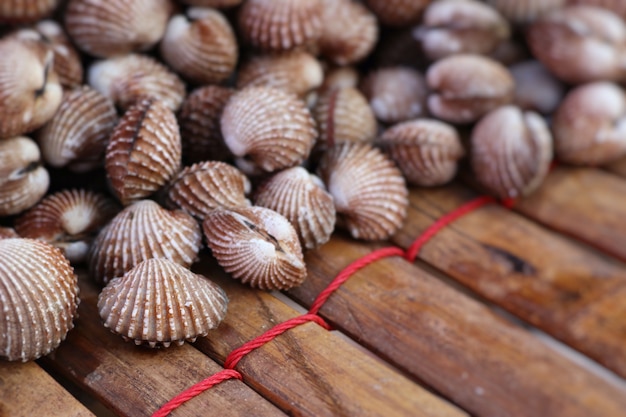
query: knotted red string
[{"left": 152, "top": 195, "right": 497, "bottom": 417}]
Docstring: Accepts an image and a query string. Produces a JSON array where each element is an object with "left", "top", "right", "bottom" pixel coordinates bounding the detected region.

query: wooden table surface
[{"left": 2, "top": 165, "right": 626, "bottom": 417}]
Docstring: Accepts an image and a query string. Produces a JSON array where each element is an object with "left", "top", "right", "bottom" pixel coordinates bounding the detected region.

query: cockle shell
[
  {"left": 0, "top": 238, "right": 79, "bottom": 362},
  {"left": 160, "top": 7, "right": 238, "bottom": 85},
  {"left": 364, "top": 0, "right": 431, "bottom": 26},
  {"left": 319, "top": 66, "right": 360, "bottom": 93},
  {"left": 98, "top": 258, "right": 228, "bottom": 348},
  {"left": 254, "top": 167, "right": 336, "bottom": 250},
  {"left": 220, "top": 87, "right": 317, "bottom": 174},
  {"left": 0, "top": 227, "right": 19, "bottom": 239},
  {"left": 33, "top": 21, "right": 83, "bottom": 88},
  {"left": 471, "top": 105, "right": 553, "bottom": 200},
  {"left": 317, "top": 0, "right": 378, "bottom": 65},
  {"left": 510, "top": 61, "right": 565, "bottom": 115},
  {"left": 527, "top": 5, "right": 626, "bottom": 84},
  {"left": 178, "top": 0, "right": 242, "bottom": 7},
  {"left": 238, "top": 0, "right": 323, "bottom": 52},
  {"left": 378, "top": 119, "right": 465, "bottom": 186},
  {"left": 178, "top": 85, "right": 234, "bottom": 164},
  {"left": 65, "top": 0, "right": 173, "bottom": 58},
  {"left": 89, "top": 200, "right": 202, "bottom": 285},
  {"left": 165, "top": 161, "right": 251, "bottom": 220},
  {"left": 15, "top": 189, "right": 119, "bottom": 263},
  {"left": 105, "top": 98, "right": 181, "bottom": 205},
  {"left": 0, "top": 136, "right": 49, "bottom": 216},
  {"left": 38, "top": 85, "right": 117, "bottom": 172},
  {"left": 426, "top": 54, "right": 514, "bottom": 124},
  {"left": 552, "top": 82, "right": 626, "bottom": 165},
  {"left": 237, "top": 51, "right": 323, "bottom": 98},
  {"left": 203, "top": 206, "right": 306, "bottom": 290},
  {"left": 317, "top": 143, "right": 408, "bottom": 241},
  {"left": 0, "top": 0, "right": 60, "bottom": 23},
  {"left": 360, "top": 67, "right": 428, "bottom": 124},
  {"left": 313, "top": 87, "right": 377, "bottom": 152},
  {"left": 484, "top": 0, "right": 566, "bottom": 24},
  {"left": 568, "top": 0, "right": 626, "bottom": 20},
  {"left": 88, "top": 53, "right": 186, "bottom": 112},
  {"left": 0, "top": 36, "right": 62, "bottom": 139}
]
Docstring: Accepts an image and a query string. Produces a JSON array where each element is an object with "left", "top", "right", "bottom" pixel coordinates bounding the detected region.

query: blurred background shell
[
  {"left": 98, "top": 258, "right": 228, "bottom": 347},
  {"left": 254, "top": 166, "right": 336, "bottom": 250},
  {"left": 509, "top": 60, "right": 565, "bottom": 115},
  {"left": 567, "top": 0, "right": 626, "bottom": 19},
  {"left": 105, "top": 98, "right": 181, "bottom": 205},
  {"left": 178, "top": 0, "right": 242, "bottom": 7},
  {"left": 317, "top": 142, "right": 408, "bottom": 241},
  {"left": 0, "top": 238, "right": 79, "bottom": 362},
  {"left": 364, "top": 0, "right": 431, "bottom": 26},
  {"left": 0, "top": 0, "right": 60, "bottom": 23},
  {"left": 0, "top": 227, "right": 19, "bottom": 239},
  {"left": 484, "top": 0, "right": 566, "bottom": 24},
  {"left": 203, "top": 206, "right": 307, "bottom": 290},
  {"left": 88, "top": 199, "right": 202, "bottom": 285},
  {"left": 14, "top": 189, "right": 119, "bottom": 263}
]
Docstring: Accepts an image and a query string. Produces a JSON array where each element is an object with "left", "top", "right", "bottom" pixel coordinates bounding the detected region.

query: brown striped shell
[
  {"left": 317, "top": 0, "right": 378, "bottom": 65},
  {"left": 88, "top": 199, "right": 202, "bottom": 285},
  {"left": 165, "top": 161, "right": 251, "bottom": 220},
  {"left": 364, "top": 0, "right": 430, "bottom": 26},
  {"left": 237, "top": 51, "right": 323, "bottom": 98},
  {"left": 178, "top": 0, "right": 242, "bottom": 7},
  {"left": 567, "top": 0, "right": 626, "bottom": 19},
  {"left": 313, "top": 87, "right": 377, "bottom": 152},
  {"left": 0, "top": 0, "right": 60, "bottom": 23},
  {"left": 178, "top": 85, "right": 234, "bottom": 164},
  {"left": 0, "top": 227, "right": 19, "bottom": 239},
  {"left": 0, "top": 136, "right": 49, "bottom": 216},
  {"left": 203, "top": 206, "right": 306, "bottom": 290},
  {"left": 426, "top": 54, "right": 514, "bottom": 124},
  {"left": 38, "top": 85, "right": 117, "bottom": 172},
  {"left": 65, "top": 0, "right": 173, "bottom": 58},
  {"left": 360, "top": 67, "right": 428, "bottom": 125},
  {"left": 254, "top": 167, "right": 336, "bottom": 250},
  {"left": 319, "top": 66, "right": 360, "bottom": 93},
  {"left": 105, "top": 98, "right": 181, "bottom": 205},
  {"left": 88, "top": 53, "right": 186, "bottom": 112},
  {"left": 552, "top": 82, "right": 626, "bottom": 165},
  {"left": 471, "top": 105, "right": 553, "bottom": 199},
  {"left": 0, "top": 36, "right": 62, "bottom": 139},
  {"left": 378, "top": 119, "right": 465, "bottom": 187},
  {"left": 98, "top": 258, "right": 228, "bottom": 348},
  {"left": 485, "top": 0, "right": 566, "bottom": 24},
  {"left": 220, "top": 87, "right": 317, "bottom": 174},
  {"left": 33, "top": 21, "right": 83, "bottom": 88},
  {"left": 510, "top": 61, "right": 565, "bottom": 114},
  {"left": 0, "top": 238, "right": 79, "bottom": 362},
  {"left": 317, "top": 143, "right": 408, "bottom": 241},
  {"left": 15, "top": 189, "right": 119, "bottom": 263},
  {"left": 160, "top": 7, "right": 238, "bottom": 85},
  {"left": 238, "top": 0, "right": 323, "bottom": 52}
]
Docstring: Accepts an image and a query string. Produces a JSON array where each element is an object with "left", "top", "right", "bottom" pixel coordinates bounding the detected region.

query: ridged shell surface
[
  {"left": 15, "top": 189, "right": 119, "bottom": 263},
  {"left": 364, "top": 0, "right": 430, "bottom": 26},
  {"left": 178, "top": 85, "right": 234, "bottom": 164},
  {"left": 0, "top": 0, "right": 59, "bottom": 23},
  {"left": 378, "top": 119, "right": 464, "bottom": 186},
  {"left": 179, "top": 0, "right": 242, "bottom": 7},
  {"left": 32, "top": 21, "right": 83, "bottom": 88},
  {"left": 318, "top": 0, "right": 378, "bottom": 65},
  {"left": 485, "top": 0, "right": 565, "bottom": 24},
  {"left": 471, "top": 105, "right": 553, "bottom": 199},
  {"left": 0, "top": 238, "right": 78, "bottom": 362},
  {"left": 238, "top": 0, "right": 323, "bottom": 52},
  {"left": 105, "top": 98, "right": 181, "bottom": 205},
  {"left": 88, "top": 54, "right": 186, "bottom": 112},
  {"left": 237, "top": 51, "right": 323, "bottom": 98},
  {"left": 254, "top": 167, "right": 336, "bottom": 250},
  {"left": 165, "top": 161, "right": 251, "bottom": 220},
  {"left": 0, "top": 37, "right": 62, "bottom": 139},
  {"left": 65, "top": 0, "right": 172, "bottom": 58},
  {"left": 98, "top": 258, "right": 228, "bottom": 347},
  {"left": 203, "top": 206, "right": 306, "bottom": 290},
  {"left": 317, "top": 143, "right": 408, "bottom": 241},
  {"left": 221, "top": 87, "right": 317, "bottom": 174},
  {"left": 0, "top": 136, "right": 49, "bottom": 216},
  {"left": 89, "top": 200, "right": 202, "bottom": 285},
  {"left": 160, "top": 7, "right": 238, "bottom": 85},
  {"left": 39, "top": 85, "right": 117, "bottom": 172}
]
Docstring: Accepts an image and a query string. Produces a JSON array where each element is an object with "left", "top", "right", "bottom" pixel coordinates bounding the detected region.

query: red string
[{"left": 151, "top": 195, "right": 493, "bottom": 417}]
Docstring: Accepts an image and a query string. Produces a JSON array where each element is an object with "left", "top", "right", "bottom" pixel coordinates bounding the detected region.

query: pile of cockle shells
[{"left": 2, "top": 0, "right": 626, "bottom": 360}]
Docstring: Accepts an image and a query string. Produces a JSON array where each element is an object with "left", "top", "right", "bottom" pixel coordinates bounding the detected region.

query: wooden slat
[
  {"left": 42, "top": 274, "right": 286, "bottom": 417},
  {"left": 511, "top": 166, "right": 626, "bottom": 261},
  {"left": 0, "top": 361, "right": 95, "bottom": 417},
  {"left": 289, "top": 235, "right": 626, "bottom": 417},
  {"left": 193, "top": 260, "right": 467, "bottom": 417},
  {"left": 390, "top": 184, "right": 626, "bottom": 379}
]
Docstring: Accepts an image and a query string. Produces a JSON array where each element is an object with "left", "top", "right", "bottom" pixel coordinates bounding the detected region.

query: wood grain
[
  {"left": 42, "top": 273, "right": 286, "bottom": 417},
  {"left": 0, "top": 361, "right": 95, "bottom": 417},
  {"left": 193, "top": 260, "right": 467, "bottom": 417},
  {"left": 390, "top": 184, "right": 626, "bottom": 379}
]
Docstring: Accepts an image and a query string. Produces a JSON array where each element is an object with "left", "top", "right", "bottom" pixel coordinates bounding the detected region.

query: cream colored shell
[{"left": 0, "top": 0, "right": 60, "bottom": 23}]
